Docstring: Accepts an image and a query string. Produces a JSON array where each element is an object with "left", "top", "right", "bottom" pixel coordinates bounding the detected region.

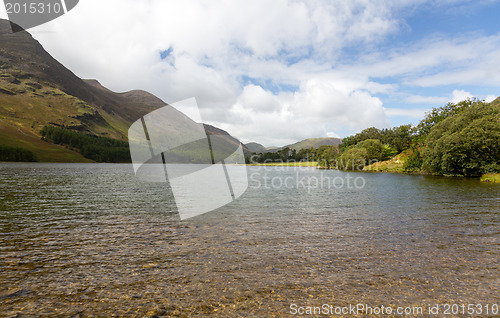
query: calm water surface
[{"left": 0, "top": 163, "right": 499, "bottom": 317}]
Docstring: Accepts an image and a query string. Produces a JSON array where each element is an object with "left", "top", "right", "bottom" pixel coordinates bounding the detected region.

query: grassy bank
[
  {"left": 362, "top": 152, "right": 407, "bottom": 173},
  {"left": 0, "top": 144, "right": 37, "bottom": 162},
  {"left": 480, "top": 173, "right": 500, "bottom": 183},
  {"left": 248, "top": 161, "right": 318, "bottom": 167},
  {"left": 0, "top": 120, "right": 93, "bottom": 162}
]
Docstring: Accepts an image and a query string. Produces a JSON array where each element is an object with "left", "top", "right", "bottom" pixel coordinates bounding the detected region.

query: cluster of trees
[
  {"left": 248, "top": 147, "right": 297, "bottom": 163},
  {"left": 0, "top": 144, "right": 37, "bottom": 162},
  {"left": 248, "top": 144, "right": 339, "bottom": 164},
  {"left": 249, "top": 124, "right": 412, "bottom": 169},
  {"left": 340, "top": 125, "right": 413, "bottom": 154},
  {"left": 248, "top": 98, "right": 500, "bottom": 176},
  {"left": 421, "top": 99, "right": 500, "bottom": 176},
  {"left": 339, "top": 98, "right": 500, "bottom": 176},
  {"left": 41, "top": 126, "right": 131, "bottom": 163},
  {"left": 338, "top": 139, "right": 391, "bottom": 170},
  {"left": 335, "top": 125, "right": 414, "bottom": 170}
]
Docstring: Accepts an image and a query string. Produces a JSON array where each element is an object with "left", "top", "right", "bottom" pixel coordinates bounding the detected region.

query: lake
[{"left": 1, "top": 163, "right": 499, "bottom": 317}]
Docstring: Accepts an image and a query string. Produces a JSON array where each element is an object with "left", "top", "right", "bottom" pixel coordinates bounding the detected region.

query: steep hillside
[
  {"left": 203, "top": 124, "right": 251, "bottom": 154},
  {"left": 287, "top": 137, "right": 342, "bottom": 151},
  {"left": 0, "top": 19, "right": 165, "bottom": 161},
  {"left": 244, "top": 142, "right": 267, "bottom": 153},
  {"left": 264, "top": 137, "right": 342, "bottom": 153},
  {"left": 0, "top": 19, "right": 248, "bottom": 162}
]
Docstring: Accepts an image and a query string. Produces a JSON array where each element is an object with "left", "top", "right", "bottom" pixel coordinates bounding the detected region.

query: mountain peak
[
  {"left": 0, "top": 19, "right": 26, "bottom": 35},
  {"left": 1, "top": 21, "right": 252, "bottom": 161},
  {"left": 84, "top": 79, "right": 104, "bottom": 88},
  {"left": 120, "top": 90, "right": 167, "bottom": 108}
]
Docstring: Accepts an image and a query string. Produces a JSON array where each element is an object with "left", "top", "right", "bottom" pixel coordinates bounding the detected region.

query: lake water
[{"left": 0, "top": 163, "right": 499, "bottom": 317}]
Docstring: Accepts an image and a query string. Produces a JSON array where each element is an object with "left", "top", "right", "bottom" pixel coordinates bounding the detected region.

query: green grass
[
  {"left": 0, "top": 120, "right": 92, "bottom": 162},
  {"left": 41, "top": 126, "right": 131, "bottom": 163},
  {"left": 249, "top": 161, "right": 318, "bottom": 167},
  {"left": 362, "top": 149, "right": 419, "bottom": 173},
  {"left": 287, "top": 137, "right": 341, "bottom": 151},
  {"left": 0, "top": 68, "right": 131, "bottom": 162},
  {"left": 0, "top": 68, "right": 129, "bottom": 140},
  {"left": 480, "top": 173, "right": 500, "bottom": 183},
  {"left": 0, "top": 144, "right": 37, "bottom": 161},
  {"left": 363, "top": 156, "right": 405, "bottom": 173}
]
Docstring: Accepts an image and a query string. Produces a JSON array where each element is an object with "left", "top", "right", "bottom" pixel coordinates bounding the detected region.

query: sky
[{"left": 2, "top": 0, "right": 500, "bottom": 146}]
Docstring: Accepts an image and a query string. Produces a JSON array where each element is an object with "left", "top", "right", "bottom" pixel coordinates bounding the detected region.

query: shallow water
[{"left": 0, "top": 163, "right": 499, "bottom": 317}]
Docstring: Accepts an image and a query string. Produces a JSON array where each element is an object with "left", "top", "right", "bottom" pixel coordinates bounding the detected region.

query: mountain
[
  {"left": 286, "top": 137, "right": 342, "bottom": 151},
  {"left": 244, "top": 142, "right": 267, "bottom": 153},
  {"left": 203, "top": 124, "right": 251, "bottom": 153},
  {"left": 263, "top": 137, "right": 342, "bottom": 153},
  {"left": 0, "top": 19, "right": 246, "bottom": 162}
]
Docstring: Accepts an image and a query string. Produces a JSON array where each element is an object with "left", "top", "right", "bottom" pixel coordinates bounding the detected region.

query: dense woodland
[
  {"left": 0, "top": 144, "right": 37, "bottom": 162},
  {"left": 250, "top": 98, "right": 500, "bottom": 177},
  {"left": 40, "top": 126, "right": 131, "bottom": 163}
]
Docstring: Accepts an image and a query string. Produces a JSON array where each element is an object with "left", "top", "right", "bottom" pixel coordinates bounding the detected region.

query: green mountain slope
[
  {"left": 0, "top": 19, "right": 164, "bottom": 161},
  {"left": 244, "top": 142, "right": 267, "bottom": 153},
  {"left": 264, "top": 137, "right": 342, "bottom": 153},
  {"left": 0, "top": 19, "right": 250, "bottom": 162}
]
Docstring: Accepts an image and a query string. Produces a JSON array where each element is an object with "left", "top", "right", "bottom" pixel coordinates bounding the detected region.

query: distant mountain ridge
[
  {"left": 263, "top": 137, "right": 342, "bottom": 153},
  {"left": 287, "top": 137, "right": 342, "bottom": 151},
  {"left": 1, "top": 18, "right": 341, "bottom": 162},
  {"left": 0, "top": 19, "right": 250, "bottom": 161},
  {"left": 245, "top": 142, "right": 267, "bottom": 153}
]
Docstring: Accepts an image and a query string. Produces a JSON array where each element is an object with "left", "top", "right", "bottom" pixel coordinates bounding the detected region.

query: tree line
[
  {"left": 248, "top": 98, "right": 500, "bottom": 176},
  {"left": 41, "top": 126, "right": 131, "bottom": 163},
  {"left": 0, "top": 144, "right": 37, "bottom": 162}
]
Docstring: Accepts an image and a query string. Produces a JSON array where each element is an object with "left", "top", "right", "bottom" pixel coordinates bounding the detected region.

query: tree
[
  {"left": 356, "top": 127, "right": 382, "bottom": 142},
  {"left": 381, "top": 124, "right": 413, "bottom": 153},
  {"left": 340, "top": 135, "right": 357, "bottom": 152},
  {"left": 416, "top": 99, "right": 477, "bottom": 136},
  {"left": 0, "top": 145, "right": 37, "bottom": 162},
  {"left": 340, "top": 147, "right": 369, "bottom": 171},
  {"left": 422, "top": 100, "right": 500, "bottom": 176},
  {"left": 357, "top": 139, "right": 386, "bottom": 162},
  {"left": 340, "top": 127, "right": 382, "bottom": 151},
  {"left": 317, "top": 145, "right": 339, "bottom": 168},
  {"left": 403, "top": 145, "right": 423, "bottom": 173}
]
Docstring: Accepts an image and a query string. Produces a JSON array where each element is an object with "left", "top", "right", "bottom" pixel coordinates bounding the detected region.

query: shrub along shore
[{"left": 248, "top": 98, "right": 500, "bottom": 182}]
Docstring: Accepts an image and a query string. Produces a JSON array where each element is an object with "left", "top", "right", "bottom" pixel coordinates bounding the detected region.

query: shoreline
[
  {"left": 246, "top": 161, "right": 500, "bottom": 183},
  {"left": 3, "top": 161, "right": 498, "bottom": 183}
]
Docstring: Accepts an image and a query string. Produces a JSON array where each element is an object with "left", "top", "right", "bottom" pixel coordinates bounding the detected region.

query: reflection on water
[{"left": 0, "top": 163, "right": 499, "bottom": 316}]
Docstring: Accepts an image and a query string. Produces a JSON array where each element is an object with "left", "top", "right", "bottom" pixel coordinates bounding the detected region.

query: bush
[
  {"left": 0, "top": 145, "right": 37, "bottom": 162},
  {"left": 339, "top": 147, "right": 369, "bottom": 171},
  {"left": 422, "top": 100, "right": 500, "bottom": 176},
  {"left": 403, "top": 147, "right": 423, "bottom": 173},
  {"left": 41, "top": 126, "right": 131, "bottom": 163},
  {"left": 358, "top": 139, "right": 387, "bottom": 161}
]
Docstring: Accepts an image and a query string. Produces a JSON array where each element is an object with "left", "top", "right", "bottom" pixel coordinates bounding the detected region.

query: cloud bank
[{"left": 2, "top": 0, "right": 499, "bottom": 145}]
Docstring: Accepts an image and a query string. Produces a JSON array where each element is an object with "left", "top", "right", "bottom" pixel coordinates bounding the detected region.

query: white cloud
[
  {"left": 403, "top": 90, "right": 498, "bottom": 108},
  {"left": 219, "top": 78, "right": 390, "bottom": 145},
  {"left": 405, "top": 95, "right": 449, "bottom": 104},
  {"left": 345, "top": 33, "right": 500, "bottom": 86},
  {"left": 403, "top": 89, "right": 491, "bottom": 108},
  {"left": 24, "top": 0, "right": 402, "bottom": 144},
  {"left": 484, "top": 95, "right": 497, "bottom": 103},
  {"left": 0, "top": 4, "right": 6, "bottom": 19},
  {"left": 450, "top": 89, "right": 473, "bottom": 103},
  {"left": 384, "top": 108, "right": 429, "bottom": 118},
  {"left": 3, "top": 0, "right": 498, "bottom": 145}
]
